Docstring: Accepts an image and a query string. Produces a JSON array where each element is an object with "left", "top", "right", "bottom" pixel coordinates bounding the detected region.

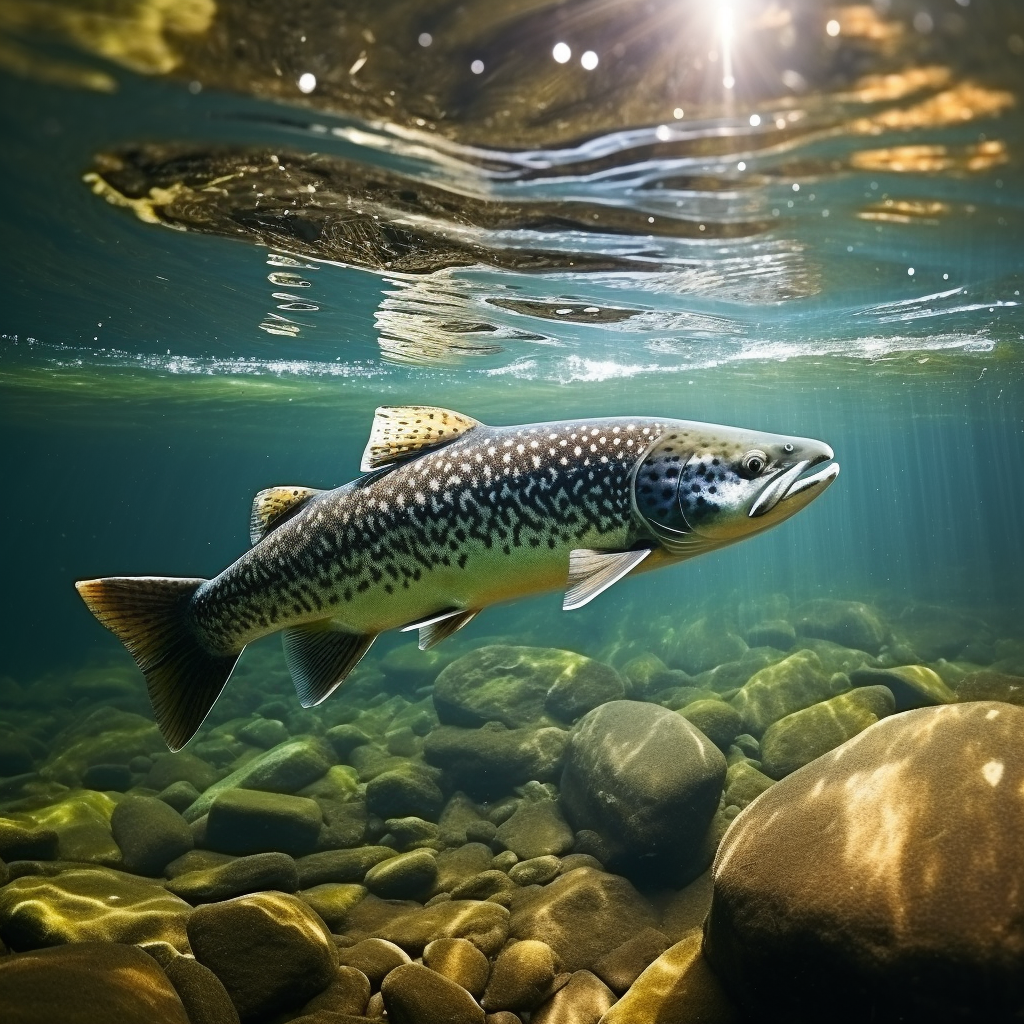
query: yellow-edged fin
[
  {"left": 360, "top": 406, "right": 482, "bottom": 472},
  {"left": 250, "top": 486, "right": 324, "bottom": 545}
]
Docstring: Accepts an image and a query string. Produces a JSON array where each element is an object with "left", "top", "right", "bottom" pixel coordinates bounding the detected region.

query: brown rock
[
  {"left": 162, "top": 954, "right": 241, "bottom": 1024},
  {"left": 532, "top": 971, "right": 615, "bottom": 1024},
  {"left": 592, "top": 927, "right": 673, "bottom": 994},
  {"left": 482, "top": 939, "right": 558, "bottom": 1012},
  {"left": 300, "top": 964, "right": 372, "bottom": 1016},
  {"left": 381, "top": 961, "right": 485, "bottom": 1024},
  {"left": 337, "top": 937, "right": 411, "bottom": 989},
  {"left": 372, "top": 899, "right": 510, "bottom": 957},
  {"left": 705, "top": 702, "right": 1024, "bottom": 1022},
  {"left": 424, "top": 936, "right": 491, "bottom": 997},
  {"left": 509, "top": 868, "right": 657, "bottom": 972},
  {"left": 0, "top": 941, "right": 191, "bottom": 1024},
  {"left": 598, "top": 931, "right": 737, "bottom": 1024}
]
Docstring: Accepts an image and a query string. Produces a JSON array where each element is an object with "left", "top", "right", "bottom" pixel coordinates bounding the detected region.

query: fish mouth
[{"left": 748, "top": 447, "right": 840, "bottom": 519}]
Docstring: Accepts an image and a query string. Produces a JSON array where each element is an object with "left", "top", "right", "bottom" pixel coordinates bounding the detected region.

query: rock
[
  {"left": 743, "top": 619, "right": 796, "bottom": 650},
  {"left": 425, "top": 723, "right": 569, "bottom": 799},
  {"left": 678, "top": 700, "right": 743, "bottom": 752},
  {"left": 19, "top": 790, "right": 123, "bottom": 867},
  {"left": 183, "top": 739, "right": 334, "bottom": 821},
  {"left": 560, "top": 702, "right": 726, "bottom": 880},
  {"left": 381, "top": 961, "right": 485, "bottom": 1024},
  {"left": 0, "top": 822, "right": 58, "bottom": 861},
  {"left": 110, "top": 795, "right": 193, "bottom": 876},
  {"left": 496, "top": 800, "right": 574, "bottom": 860},
  {"left": 325, "top": 724, "right": 373, "bottom": 762},
  {"left": 0, "top": 941, "right": 191, "bottom": 1024},
  {"left": 508, "top": 856, "right": 560, "bottom": 887},
  {"left": 592, "top": 927, "right": 673, "bottom": 994},
  {"left": 600, "top": 931, "right": 737, "bottom": 1024},
  {"left": 363, "top": 849, "right": 437, "bottom": 900},
  {"left": 798, "top": 638, "right": 878, "bottom": 677},
  {"left": 301, "top": 964, "right": 372, "bottom": 1016},
  {"left": 759, "top": 685, "right": 896, "bottom": 779},
  {"left": 705, "top": 701, "right": 1024, "bottom": 1023},
  {"left": 509, "top": 868, "right": 657, "bottom": 972},
  {"left": 0, "top": 867, "right": 191, "bottom": 950},
  {"left": 167, "top": 851, "right": 298, "bottom": 903},
  {"left": 730, "top": 650, "right": 836, "bottom": 737},
  {"left": 187, "top": 891, "right": 337, "bottom": 1022},
  {"left": 850, "top": 665, "right": 956, "bottom": 710},
  {"left": 435, "top": 843, "right": 496, "bottom": 893},
  {"left": 532, "top": 970, "right": 614, "bottom": 1024},
  {"left": 300, "top": 883, "right": 367, "bottom": 930},
  {"left": 956, "top": 670, "right": 1024, "bottom": 706},
  {"left": 204, "top": 789, "right": 323, "bottom": 857},
  {"left": 158, "top": 781, "right": 203, "bottom": 813},
  {"left": 298, "top": 847, "right": 397, "bottom": 888},
  {"left": 895, "top": 603, "right": 983, "bottom": 661},
  {"left": 669, "top": 618, "right": 748, "bottom": 676},
  {"left": 81, "top": 762, "right": 133, "bottom": 791},
  {"left": 385, "top": 815, "right": 441, "bottom": 850},
  {"left": 313, "top": 796, "right": 368, "bottom": 851},
  {"left": 794, "top": 599, "right": 888, "bottom": 655},
  {"left": 41, "top": 709, "right": 165, "bottom": 787},
  {"left": 147, "top": 753, "right": 220, "bottom": 794},
  {"left": 434, "top": 645, "right": 621, "bottom": 729},
  {"left": 365, "top": 766, "right": 444, "bottom": 821},
  {"left": 558, "top": 853, "right": 603, "bottom": 875},
  {"left": 486, "top": 1014, "right": 523, "bottom": 1024},
  {"left": 371, "top": 900, "right": 510, "bottom": 957},
  {"left": 162, "top": 953, "right": 242, "bottom": 1024},
  {"left": 661, "top": 871, "right": 714, "bottom": 940},
  {"left": 337, "top": 937, "right": 411, "bottom": 988},
  {"left": 723, "top": 761, "right": 774, "bottom": 810},
  {"left": 424, "top": 936, "right": 491, "bottom": 997},
  {"left": 237, "top": 717, "right": 290, "bottom": 749},
  {"left": 451, "top": 869, "right": 516, "bottom": 902},
  {"left": 482, "top": 939, "right": 558, "bottom": 1012}
]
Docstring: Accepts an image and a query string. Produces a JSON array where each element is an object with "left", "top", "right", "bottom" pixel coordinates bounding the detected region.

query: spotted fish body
[{"left": 76, "top": 406, "right": 839, "bottom": 750}]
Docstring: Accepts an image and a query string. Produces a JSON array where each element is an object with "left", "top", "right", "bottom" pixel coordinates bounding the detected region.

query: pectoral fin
[
  {"left": 563, "top": 548, "right": 653, "bottom": 611},
  {"left": 360, "top": 406, "right": 482, "bottom": 472},
  {"left": 282, "top": 624, "right": 377, "bottom": 707},
  {"left": 250, "top": 486, "right": 324, "bottom": 545}
]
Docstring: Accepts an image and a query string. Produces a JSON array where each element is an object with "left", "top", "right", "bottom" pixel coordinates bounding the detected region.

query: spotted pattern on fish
[{"left": 190, "top": 418, "right": 670, "bottom": 650}]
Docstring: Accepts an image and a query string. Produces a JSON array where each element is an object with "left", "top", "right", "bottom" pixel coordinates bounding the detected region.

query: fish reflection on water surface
[{"left": 76, "top": 406, "right": 838, "bottom": 750}]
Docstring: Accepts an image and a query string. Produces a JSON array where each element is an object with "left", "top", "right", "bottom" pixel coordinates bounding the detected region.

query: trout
[{"left": 77, "top": 406, "right": 839, "bottom": 749}]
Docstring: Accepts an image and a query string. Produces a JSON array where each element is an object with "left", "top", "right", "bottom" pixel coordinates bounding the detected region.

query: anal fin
[
  {"left": 418, "top": 609, "right": 479, "bottom": 650},
  {"left": 250, "top": 486, "right": 324, "bottom": 545},
  {"left": 283, "top": 623, "right": 377, "bottom": 707},
  {"left": 563, "top": 548, "right": 653, "bottom": 611}
]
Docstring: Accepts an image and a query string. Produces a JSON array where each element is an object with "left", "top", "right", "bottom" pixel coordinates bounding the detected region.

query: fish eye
[
  {"left": 784, "top": 443, "right": 794, "bottom": 453},
  {"left": 741, "top": 449, "right": 768, "bottom": 476}
]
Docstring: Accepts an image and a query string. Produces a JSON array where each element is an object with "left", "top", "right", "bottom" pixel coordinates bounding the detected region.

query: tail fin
[{"left": 75, "top": 576, "right": 240, "bottom": 751}]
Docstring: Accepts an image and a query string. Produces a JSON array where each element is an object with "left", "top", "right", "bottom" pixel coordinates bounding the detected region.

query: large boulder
[
  {"left": 667, "top": 617, "right": 748, "bottom": 676},
  {"left": 729, "top": 650, "right": 838, "bottom": 738},
  {"left": 759, "top": 685, "right": 895, "bottom": 779},
  {"left": 0, "top": 867, "right": 192, "bottom": 951},
  {"left": 705, "top": 702, "right": 1024, "bottom": 1022},
  {"left": 560, "top": 702, "right": 726, "bottom": 880},
  {"left": 110, "top": 795, "right": 193, "bottom": 876},
  {"left": 0, "top": 942, "right": 191, "bottom": 1024},
  {"left": 850, "top": 665, "right": 956, "bottom": 711},
  {"left": 187, "top": 891, "right": 336, "bottom": 1022},
  {"left": 424, "top": 723, "right": 568, "bottom": 799},
  {"left": 509, "top": 867, "right": 658, "bottom": 972},
  {"left": 433, "top": 645, "right": 623, "bottom": 728},
  {"left": 794, "top": 599, "right": 888, "bottom": 655}
]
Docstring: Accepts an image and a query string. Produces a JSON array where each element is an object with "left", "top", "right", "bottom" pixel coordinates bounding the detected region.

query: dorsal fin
[
  {"left": 360, "top": 406, "right": 482, "bottom": 472},
  {"left": 250, "top": 486, "right": 324, "bottom": 545}
]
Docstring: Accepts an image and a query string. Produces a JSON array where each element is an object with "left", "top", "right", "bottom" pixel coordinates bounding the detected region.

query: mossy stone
[
  {"left": 299, "top": 883, "right": 368, "bottom": 930},
  {"left": 850, "top": 665, "right": 956, "bottom": 711},
  {"left": 679, "top": 700, "right": 743, "bottom": 752},
  {"left": 204, "top": 789, "right": 323, "bottom": 857},
  {"left": 363, "top": 849, "right": 438, "bottom": 901},
  {"left": 760, "top": 685, "right": 895, "bottom": 779},
  {"left": 166, "top": 852, "right": 299, "bottom": 904},
  {"left": 730, "top": 650, "right": 835, "bottom": 738},
  {"left": 424, "top": 936, "right": 491, "bottom": 997}
]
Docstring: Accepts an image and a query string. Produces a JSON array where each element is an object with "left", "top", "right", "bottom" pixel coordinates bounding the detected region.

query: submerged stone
[
  {"left": 482, "top": 939, "right": 558, "bottom": 1012},
  {"left": 187, "top": 891, "right": 336, "bottom": 1022},
  {"left": 850, "top": 665, "right": 956, "bottom": 710},
  {"left": 296, "top": 846, "right": 397, "bottom": 888},
  {"left": 424, "top": 935, "right": 491, "bottom": 997},
  {"left": 110, "top": 794, "right": 193, "bottom": 876},
  {"left": 495, "top": 799, "right": 574, "bottom": 860},
  {"left": 759, "top": 685, "right": 896, "bottom": 779},
  {"left": 166, "top": 851, "right": 298, "bottom": 904},
  {"left": 730, "top": 650, "right": 836, "bottom": 737},
  {"left": 678, "top": 699, "right": 743, "bottom": 752},
  {"left": 509, "top": 867, "right": 657, "bottom": 972},
  {"left": 299, "top": 883, "right": 367, "bottom": 930},
  {"left": 592, "top": 927, "right": 673, "bottom": 994},
  {"left": 669, "top": 617, "right": 748, "bottom": 676},
  {"left": 956, "top": 670, "right": 1024, "bottom": 706},
  {"left": 560, "top": 701, "right": 725, "bottom": 880},
  {"left": 337, "top": 937, "right": 411, "bottom": 988},
  {"left": 363, "top": 849, "right": 438, "bottom": 901},
  {"left": 723, "top": 761, "right": 774, "bottom": 811},
  {"left": 794, "top": 599, "right": 888, "bottom": 655},
  {"left": 531, "top": 969, "right": 614, "bottom": 1024},
  {"left": 370, "top": 899, "right": 510, "bottom": 957},
  {"left": 0, "top": 941, "right": 191, "bottom": 1024},
  {"left": 204, "top": 788, "right": 322, "bottom": 857},
  {"left": 0, "top": 867, "right": 191, "bottom": 950},
  {"left": 365, "top": 765, "right": 444, "bottom": 821},
  {"left": 381, "top": 961, "right": 485, "bottom": 1024},
  {"left": 705, "top": 702, "right": 1024, "bottom": 1023}
]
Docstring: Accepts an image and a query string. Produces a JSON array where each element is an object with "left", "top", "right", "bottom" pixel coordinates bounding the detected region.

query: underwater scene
[{"left": 2, "top": 0, "right": 1024, "bottom": 1021}]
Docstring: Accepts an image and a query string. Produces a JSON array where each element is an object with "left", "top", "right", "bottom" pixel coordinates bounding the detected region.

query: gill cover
[{"left": 632, "top": 430, "right": 694, "bottom": 536}]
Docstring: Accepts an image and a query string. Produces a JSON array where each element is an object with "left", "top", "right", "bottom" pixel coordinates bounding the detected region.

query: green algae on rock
[{"left": 0, "top": 867, "right": 192, "bottom": 950}]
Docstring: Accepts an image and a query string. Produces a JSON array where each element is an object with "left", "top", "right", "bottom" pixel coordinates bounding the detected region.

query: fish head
[{"left": 632, "top": 422, "right": 839, "bottom": 551}]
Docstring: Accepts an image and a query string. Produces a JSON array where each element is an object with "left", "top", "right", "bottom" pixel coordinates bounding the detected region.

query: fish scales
[{"left": 191, "top": 417, "right": 663, "bottom": 650}]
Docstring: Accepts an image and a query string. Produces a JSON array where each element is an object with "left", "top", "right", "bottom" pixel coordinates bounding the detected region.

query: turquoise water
[{"left": 1, "top": 3, "right": 1024, "bottom": 1019}]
